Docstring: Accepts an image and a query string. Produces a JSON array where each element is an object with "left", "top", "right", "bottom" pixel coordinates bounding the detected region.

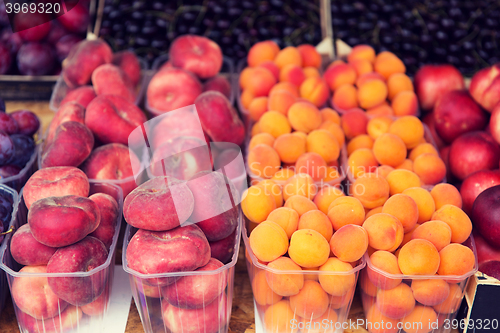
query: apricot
[
  {"left": 242, "top": 185, "right": 276, "bottom": 223},
  {"left": 324, "top": 63, "right": 357, "bottom": 91},
  {"left": 320, "top": 108, "right": 341, "bottom": 125},
  {"left": 303, "top": 67, "right": 320, "bottom": 78},
  {"left": 300, "top": 77, "right": 329, "bottom": 107},
  {"left": 388, "top": 116, "right": 424, "bottom": 149},
  {"left": 372, "top": 133, "right": 407, "bottom": 168},
  {"left": 387, "top": 73, "right": 413, "bottom": 100},
  {"left": 251, "top": 122, "right": 260, "bottom": 136},
  {"left": 287, "top": 102, "right": 322, "bottom": 133},
  {"left": 298, "top": 210, "right": 333, "bottom": 241},
  {"left": 329, "top": 287, "right": 355, "bottom": 310},
  {"left": 246, "top": 67, "right": 277, "bottom": 97},
  {"left": 264, "top": 300, "right": 299, "bottom": 333},
  {"left": 289, "top": 280, "right": 329, "bottom": 319},
  {"left": 241, "top": 89, "right": 254, "bottom": 109},
  {"left": 267, "top": 207, "right": 299, "bottom": 239},
  {"left": 302, "top": 266, "right": 319, "bottom": 281},
  {"left": 318, "top": 121, "right": 345, "bottom": 147},
  {"left": 351, "top": 59, "right": 373, "bottom": 76},
  {"left": 411, "top": 279, "right": 450, "bottom": 306},
  {"left": 438, "top": 243, "right": 475, "bottom": 276},
  {"left": 259, "top": 61, "right": 280, "bottom": 80},
  {"left": 318, "top": 258, "right": 356, "bottom": 296},
  {"left": 376, "top": 283, "right": 415, "bottom": 319},
  {"left": 398, "top": 239, "right": 440, "bottom": 275},
  {"left": 280, "top": 64, "right": 306, "bottom": 87},
  {"left": 249, "top": 221, "right": 288, "bottom": 262},
  {"left": 357, "top": 79, "right": 388, "bottom": 110},
  {"left": 367, "top": 116, "right": 393, "bottom": 140},
  {"left": 332, "top": 84, "right": 358, "bottom": 110},
  {"left": 347, "top": 135, "right": 374, "bottom": 155},
  {"left": 413, "top": 153, "right": 446, "bottom": 185},
  {"left": 356, "top": 72, "right": 385, "bottom": 88},
  {"left": 392, "top": 91, "right": 419, "bottom": 116},
  {"left": 352, "top": 173, "right": 390, "bottom": 209},
  {"left": 327, "top": 196, "right": 365, "bottom": 231},
  {"left": 366, "top": 206, "right": 384, "bottom": 219},
  {"left": 274, "top": 46, "right": 302, "bottom": 69},
  {"left": 362, "top": 213, "right": 404, "bottom": 251},
  {"left": 252, "top": 270, "right": 283, "bottom": 306},
  {"left": 313, "top": 185, "right": 345, "bottom": 214},
  {"left": 403, "top": 187, "right": 436, "bottom": 224},
  {"left": 367, "top": 251, "right": 402, "bottom": 290},
  {"left": 376, "top": 165, "right": 394, "bottom": 179},
  {"left": 365, "top": 305, "right": 399, "bottom": 333},
  {"left": 301, "top": 309, "right": 338, "bottom": 333},
  {"left": 284, "top": 195, "right": 318, "bottom": 217},
  {"left": 395, "top": 159, "right": 413, "bottom": 171},
  {"left": 306, "top": 130, "right": 340, "bottom": 163},
  {"left": 432, "top": 283, "right": 463, "bottom": 314},
  {"left": 259, "top": 111, "right": 292, "bottom": 138},
  {"left": 401, "top": 305, "right": 438, "bottom": 333},
  {"left": 248, "top": 144, "right": 281, "bottom": 179},
  {"left": 289, "top": 229, "right": 330, "bottom": 268},
  {"left": 330, "top": 224, "right": 369, "bottom": 262},
  {"left": 268, "top": 89, "right": 296, "bottom": 116},
  {"left": 408, "top": 143, "right": 438, "bottom": 161},
  {"left": 382, "top": 194, "right": 418, "bottom": 233},
  {"left": 257, "top": 179, "right": 283, "bottom": 208},
  {"left": 374, "top": 51, "right": 406, "bottom": 80},
  {"left": 273, "top": 134, "right": 306, "bottom": 164},
  {"left": 283, "top": 173, "right": 317, "bottom": 201},
  {"left": 248, "top": 97, "right": 269, "bottom": 123},
  {"left": 295, "top": 152, "right": 327, "bottom": 182},
  {"left": 430, "top": 183, "right": 462, "bottom": 209},
  {"left": 248, "top": 41, "right": 280, "bottom": 67},
  {"left": 386, "top": 169, "right": 421, "bottom": 195},
  {"left": 360, "top": 270, "right": 378, "bottom": 297},
  {"left": 347, "top": 45, "right": 376, "bottom": 64},
  {"left": 249, "top": 133, "right": 275, "bottom": 150},
  {"left": 431, "top": 205, "right": 472, "bottom": 244},
  {"left": 272, "top": 168, "right": 295, "bottom": 182},
  {"left": 323, "top": 166, "right": 341, "bottom": 183},
  {"left": 341, "top": 108, "right": 368, "bottom": 139},
  {"left": 270, "top": 81, "right": 300, "bottom": 98},
  {"left": 412, "top": 221, "right": 451, "bottom": 252},
  {"left": 266, "top": 257, "right": 304, "bottom": 297},
  {"left": 239, "top": 67, "right": 254, "bottom": 89},
  {"left": 347, "top": 148, "right": 379, "bottom": 179}
]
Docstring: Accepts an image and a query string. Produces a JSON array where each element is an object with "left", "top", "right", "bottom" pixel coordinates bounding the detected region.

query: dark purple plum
[
  {"left": 0, "top": 193, "right": 13, "bottom": 225},
  {"left": 56, "top": 35, "right": 83, "bottom": 62},
  {"left": 14, "top": 12, "right": 51, "bottom": 41},
  {"left": 10, "top": 134, "right": 35, "bottom": 168},
  {"left": 0, "top": 42, "right": 11, "bottom": 75},
  {"left": 10, "top": 110, "right": 40, "bottom": 136},
  {"left": 0, "top": 165, "right": 21, "bottom": 179},
  {"left": 57, "top": 3, "right": 89, "bottom": 33},
  {"left": 17, "top": 43, "right": 55, "bottom": 76},
  {"left": 46, "top": 22, "right": 69, "bottom": 45},
  {"left": 0, "top": 130, "right": 14, "bottom": 165},
  {"left": 0, "top": 113, "right": 18, "bottom": 135},
  {"left": 1, "top": 30, "right": 23, "bottom": 55}
]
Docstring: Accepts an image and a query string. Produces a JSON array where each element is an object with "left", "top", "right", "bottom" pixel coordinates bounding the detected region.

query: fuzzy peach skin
[
  {"left": 59, "top": 86, "right": 96, "bottom": 109},
  {"left": 112, "top": 50, "right": 142, "bottom": 86},
  {"left": 146, "top": 67, "right": 202, "bottom": 113},
  {"left": 470, "top": 64, "right": 500, "bottom": 112},
  {"left": 41, "top": 121, "right": 94, "bottom": 168},
  {"left": 85, "top": 95, "right": 147, "bottom": 145},
  {"left": 203, "top": 75, "right": 231, "bottom": 99},
  {"left": 169, "top": 35, "right": 223, "bottom": 79},
  {"left": 47, "top": 236, "right": 108, "bottom": 306},
  {"left": 80, "top": 143, "right": 141, "bottom": 197},
  {"left": 28, "top": 195, "right": 100, "bottom": 247},
  {"left": 12, "top": 265, "right": 69, "bottom": 319},
  {"left": 162, "top": 258, "right": 227, "bottom": 309},
  {"left": 88, "top": 193, "right": 119, "bottom": 250},
  {"left": 17, "top": 305, "right": 82, "bottom": 333},
  {"left": 149, "top": 110, "right": 206, "bottom": 150},
  {"left": 209, "top": 228, "right": 237, "bottom": 264},
  {"left": 46, "top": 102, "right": 85, "bottom": 144},
  {"left": 10, "top": 224, "right": 57, "bottom": 266},
  {"left": 194, "top": 91, "right": 245, "bottom": 145},
  {"left": 91, "top": 64, "right": 136, "bottom": 102},
  {"left": 80, "top": 286, "right": 109, "bottom": 316},
  {"left": 162, "top": 294, "right": 228, "bottom": 333},
  {"left": 23, "top": 166, "right": 89, "bottom": 209},
  {"left": 186, "top": 171, "right": 238, "bottom": 241},
  {"left": 62, "top": 39, "right": 113, "bottom": 88},
  {"left": 126, "top": 225, "right": 211, "bottom": 287},
  {"left": 123, "top": 176, "right": 194, "bottom": 231}
]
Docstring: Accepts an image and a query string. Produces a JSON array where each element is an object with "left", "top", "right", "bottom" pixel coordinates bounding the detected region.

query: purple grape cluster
[
  {"left": 332, "top": 0, "right": 499, "bottom": 76},
  {"left": 98, "top": 0, "right": 322, "bottom": 65}
]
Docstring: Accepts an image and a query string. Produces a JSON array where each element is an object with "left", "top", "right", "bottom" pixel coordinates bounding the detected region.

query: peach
[
  {"left": 23, "top": 166, "right": 89, "bottom": 209},
  {"left": 209, "top": 228, "right": 237, "bottom": 265},
  {"left": 266, "top": 257, "right": 304, "bottom": 296},
  {"left": 392, "top": 91, "right": 419, "bottom": 116},
  {"left": 376, "top": 165, "right": 394, "bottom": 179},
  {"left": 411, "top": 279, "right": 450, "bottom": 306},
  {"left": 313, "top": 185, "right": 345, "bottom": 214},
  {"left": 341, "top": 108, "right": 368, "bottom": 139},
  {"left": 287, "top": 102, "right": 322, "bottom": 133},
  {"left": 376, "top": 283, "right": 415, "bottom": 319},
  {"left": 60, "top": 86, "right": 96, "bottom": 109},
  {"left": 298, "top": 210, "right": 333, "bottom": 241},
  {"left": 241, "top": 185, "right": 276, "bottom": 223},
  {"left": 248, "top": 41, "right": 280, "bottom": 67},
  {"left": 295, "top": 152, "right": 327, "bottom": 182},
  {"left": 169, "top": 35, "right": 222, "bottom": 78},
  {"left": 398, "top": 239, "right": 440, "bottom": 275},
  {"left": 263, "top": 300, "right": 298, "bottom": 333},
  {"left": 357, "top": 79, "right": 388, "bottom": 109},
  {"left": 347, "top": 135, "right": 374, "bottom": 155},
  {"left": 289, "top": 229, "right": 330, "bottom": 268},
  {"left": 297, "top": 44, "right": 321, "bottom": 68},
  {"left": 283, "top": 174, "right": 317, "bottom": 201},
  {"left": 46, "top": 102, "right": 85, "bottom": 144},
  {"left": 367, "top": 251, "right": 402, "bottom": 290},
  {"left": 273, "top": 133, "right": 306, "bottom": 164},
  {"left": 280, "top": 64, "right": 306, "bottom": 87},
  {"left": 348, "top": 45, "right": 376, "bottom": 63},
  {"left": 347, "top": 148, "right": 379, "bottom": 179},
  {"left": 332, "top": 83, "right": 358, "bottom": 110},
  {"left": 270, "top": 81, "right": 300, "bottom": 98},
  {"left": 252, "top": 270, "right": 282, "bottom": 306},
  {"left": 268, "top": 89, "right": 296, "bottom": 115},
  {"left": 110, "top": 50, "right": 141, "bottom": 87},
  {"left": 80, "top": 287, "right": 109, "bottom": 316},
  {"left": 318, "top": 258, "right": 356, "bottom": 296},
  {"left": 433, "top": 283, "right": 463, "bottom": 314},
  {"left": 18, "top": 305, "right": 82, "bottom": 333},
  {"left": 88, "top": 193, "right": 119, "bottom": 250},
  {"left": 362, "top": 213, "right": 404, "bottom": 251},
  {"left": 388, "top": 116, "right": 424, "bottom": 149},
  {"left": 430, "top": 183, "right": 462, "bottom": 209},
  {"left": 386, "top": 169, "right": 421, "bottom": 195},
  {"left": 374, "top": 51, "right": 406, "bottom": 79},
  {"left": 431, "top": 205, "right": 472, "bottom": 244},
  {"left": 250, "top": 221, "right": 289, "bottom": 262},
  {"left": 402, "top": 306, "right": 438, "bottom": 333},
  {"left": 382, "top": 194, "right": 418, "bottom": 233},
  {"left": 300, "top": 77, "right": 329, "bottom": 107},
  {"left": 373, "top": 133, "right": 407, "bottom": 167},
  {"left": 469, "top": 63, "right": 500, "bottom": 112},
  {"left": 438, "top": 243, "right": 475, "bottom": 276},
  {"left": 327, "top": 196, "right": 365, "bottom": 230},
  {"left": 92, "top": 64, "right": 135, "bottom": 102},
  {"left": 10, "top": 224, "right": 57, "bottom": 266},
  {"left": 330, "top": 224, "right": 368, "bottom": 262},
  {"left": 248, "top": 144, "right": 281, "bottom": 179},
  {"left": 284, "top": 195, "right": 318, "bottom": 217},
  {"left": 323, "top": 64, "right": 357, "bottom": 91},
  {"left": 290, "top": 280, "right": 329, "bottom": 319}
]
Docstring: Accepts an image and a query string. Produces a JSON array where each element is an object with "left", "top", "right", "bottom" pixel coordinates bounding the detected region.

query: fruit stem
[{"left": 0, "top": 225, "right": 14, "bottom": 236}]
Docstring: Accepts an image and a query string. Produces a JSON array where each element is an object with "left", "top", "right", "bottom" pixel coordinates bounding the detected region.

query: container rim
[
  {"left": 242, "top": 220, "right": 366, "bottom": 275},
  {"left": 122, "top": 210, "right": 243, "bottom": 278},
  {"left": 0, "top": 180, "right": 124, "bottom": 278}
]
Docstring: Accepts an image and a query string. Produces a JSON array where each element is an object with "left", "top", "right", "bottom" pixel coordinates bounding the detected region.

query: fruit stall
[{"left": 0, "top": 1, "right": 499, "bottom": 333}]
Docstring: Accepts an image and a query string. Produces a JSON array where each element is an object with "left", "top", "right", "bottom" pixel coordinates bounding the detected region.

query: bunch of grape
[
  {"left": 332, "top": 0, "right": 499, "bottom": 76},
  {"left": 98, "top": 0, "right": 322, "bottom": 65}
]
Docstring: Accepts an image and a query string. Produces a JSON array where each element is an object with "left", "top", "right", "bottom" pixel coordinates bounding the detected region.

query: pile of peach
[
  {"left": 248, "top": 107, "right": 344, "bottom": 184},
  {"left": 326, "top": 45, "right": 418, "bottom": 117},
  {"left": 241, "top": 178, "right": 368, "bottom": 331},
  {"left": 344, "top": 112, "right": 447, "bottom": 186},
  {"left": 240, "top": 41, "right": 329, "bottom": 121}
]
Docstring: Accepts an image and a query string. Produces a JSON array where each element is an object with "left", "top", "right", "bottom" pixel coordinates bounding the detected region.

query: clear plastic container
[
  {"left": 242, "top": 221, "right": 365, "bottom": 333},
  {"left": 49, "top": 58, "right": 149, "bottom": 112},
  {"left": 145, "top": 55, "right": 235, "bottom": 118},
  {"left": 122, "top": 214, "right": 242, "bottom": 333},
  {"left": 359, "top": 236, "right": 478, "bottom": 333},
  {"left": 0, "top": 180, "right": 123, "bottom": 333},
  {"left": 0, "top": 185, "right": 19, "bottom": 317}
]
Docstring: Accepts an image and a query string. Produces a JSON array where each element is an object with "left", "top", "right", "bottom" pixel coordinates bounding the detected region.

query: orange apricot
[
  {"left": 283, "top": 173, "right": 317, "bottom": 201},
  {"left": 412, "top": 221, "right": 451, "bottom": 252},
  {"left": 300, "top": 77, "right": 330, "bottom": 107},
  {"left": 376, "top": 165, "right": 394, "bottom": 179},
  {"left": 356, "top": 72, "right": 385, "bottom": 87},
  {"left": 249, "top": 221, "right": 288, "bottom": 262},
  {"left": 395, "top": 159, "right": 413, "bottom": 171},
  {"left": 352, "top": 173, "right": 390, "bottom": 209},
  {"left": 374, "top": 51, "right": 406, "bottom": 80},
  {"left": 239, "top": 67, "right": 254, "bottom": 89},
  {"left": 398, "top": 239, "right": 440, "bottom": 275},
  {"left": 360, "top": 270, "right": 378, "bottom": 297},
  {"left": 323, "top": 64, "right": 357, "bottom": 91},
  {"left": 266, "top": 257, "right": 304, "bottom": 297},
  {"left": 245, "top": 67, "right": 277, "bottom": 97},
  {"left": 263, "top": 300, "right": 299, "bottom": 333},
  {"left": 318, "top": 258, "right": 356, "bottom": 296},
  {"left": 387, "top": 73, "right": 414, "bottom": 100},
  {"left": 248, "top": 144, "right": 281, "bottom": 179},
  {"left": 351, "top": 59, "right": 373, "bottom": 76},
  {"left": 289, "top": 280, "right": 329, "bottom": 319},
  {"left": 362, "top": 213, "right": 404, "bottom": 251},
  {"left": 366, "top": 104, "right": 394, "bottom": 117},
  {"left": 408, "top": 143, "right": 438, "bottom": 161},
  {"left": 438, "top": 243, "right": 475, "bottom": 276},
  {"left": 241, "top": 89, "right": 255, "bottom": 109},
  {"left": 431, "top": 204, "right": 472, "bottom": 244},
  {"left": 365, "top": 305, "right": 399, "bottom": 333},
  {"left": 313, "top": 185, "right": 345, "bottom": 214},
  {"left": 303, "top": 66, "right": 320, "bottom": 78},
  {"left": 367, "top": 251, "right": 402, "bottom": 290},
  {"left": 289, "top": 229, "right": 330, "bottom": 268},
  {"left": 366, "top": 206, "right": 384, "bottom": 219},
  {"left": 252, "top": 270, "right": 283, "bottom": 306},
  {"left": 327, "top": 196, "right": 365, "bottom": 231},
  {"left": 347, "top": 148, "right": 379, "bottom": 179},
  {"left": 273, "top": 134, "right": 306, "bottom": 164},
  {"left": 376, "top": 283, "right": 415, "bottom": 319},
  {"left": 251, "top": 121, "right": 260, "bottom": 136},
  {"left": 332, "top": 84, "right": 358, "bottom": 110},
  {"left": 242, "top": 185, "right": 276, "bottom": 223},
  {"left": 268, "top": 89, "right": 296, "bottom": 116},
  {"left": 272, "top": 168, "right": 296, "bottom": 182},
  {"left": 386, "top": 169, "right": 421, "bottom": 195},
  {"left": 323, "top": 166, "right": 341, "bottom": 182},
  {"left": 411, "top": 279, "right": 450, "bottom": 306},
  {"left": 401, "top": 305, "right": 438, "bottom": 333},
  {"left": 330, "top": 224, "right": 369, "bottom": 262},
  {"left": 284, "top": 195, "right": 318, "bottom": 217},
  {"left": 306, "top": 130, "right": 340, "bottom": 163},
  {"left": 392, "top": 91, "right": 419, "bottom": 116},
  {"left": 298, "top": 210, "right": 333, "bottom": 241},
  {"left": 347, "top": 45, "right": 376, "bottom": 64},
  {"left": 248, "top": 96, "right": 269, "bottom": 121},
  {"left": 341, "top": 108, "right": 368, "bottom": 139},
  {"left": 318, "top": 121, "right": 345, "bottom": 147},
  {"left": 267, "top": 207, "right": 299, "bottom": 239},
  {"left": 432, "top": 283, "right": 463, "bottom": 314},
  {"left": 259, "top": 111, "right": 292, "bottom": 138},
  {"left": 295, "top": 152, "right": 328, "bottom": 182},
  {"left": 414, "top": 153, "right": 447, "bottom": 185},
  {"left": 430, "top": 183, "right": 462, "bottom": 209},
  {"left": 403, "top": 187, "right": 436, "bottom": 224},
  {"left": 382, "top": 194, "right": 419, "bottom": 233},
  {"left": 274, "top": 46, "right": 302, "bottom": 69},
  {"left": 388, "top": 116, "right": 424, "bottom": 149},
  {"left": 297, "top": 44, "right": 321, "bottom": 68},
  {"left": 247, "top": 41, "right": 280, "bottom": 67},
  {"left": 249, "top": 133, "right": 275, "bottom": 150},
  {"left": 372, "top": 133, "right": 407, "bottom": 167},
  {"left": 357, "top": 79, "right": 388, "bottom": 109},
  {"left": 347, "top": 135, "right": 374, "bottom": 156},
  {"left": 257, "top": 179, "right": 283, "bottom": 208},
  {"left": 287, "top": 103, "right": 322, "bottom": 134},
  {"left": 367, "top": 116, "right": 393, "bottom": 140},
  {"left": 280, "top": 64, "right": 306, "bottom": 87},
  {"left": 259, "top": 61, "right": 280, "bottom": 80},
  {"left": 301, "top": 309, "right": 338, "bottom": 333},
  {"left": 320, "top": 108, "right": 341, "bottom": 124}
]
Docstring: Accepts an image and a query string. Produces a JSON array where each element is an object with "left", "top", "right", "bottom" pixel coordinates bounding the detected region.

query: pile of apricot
[
  {"left": 326, "top": 45, "right": 417, "bottom": 117},
  {"left": 240, "top": 41, "right": 330, "bottom": 121},
  {"left": 344, "top": 113, "right": 447, "bottom": 186},
  {"left": 248, "top": 106, "right": 345, "bottom": 184}
]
